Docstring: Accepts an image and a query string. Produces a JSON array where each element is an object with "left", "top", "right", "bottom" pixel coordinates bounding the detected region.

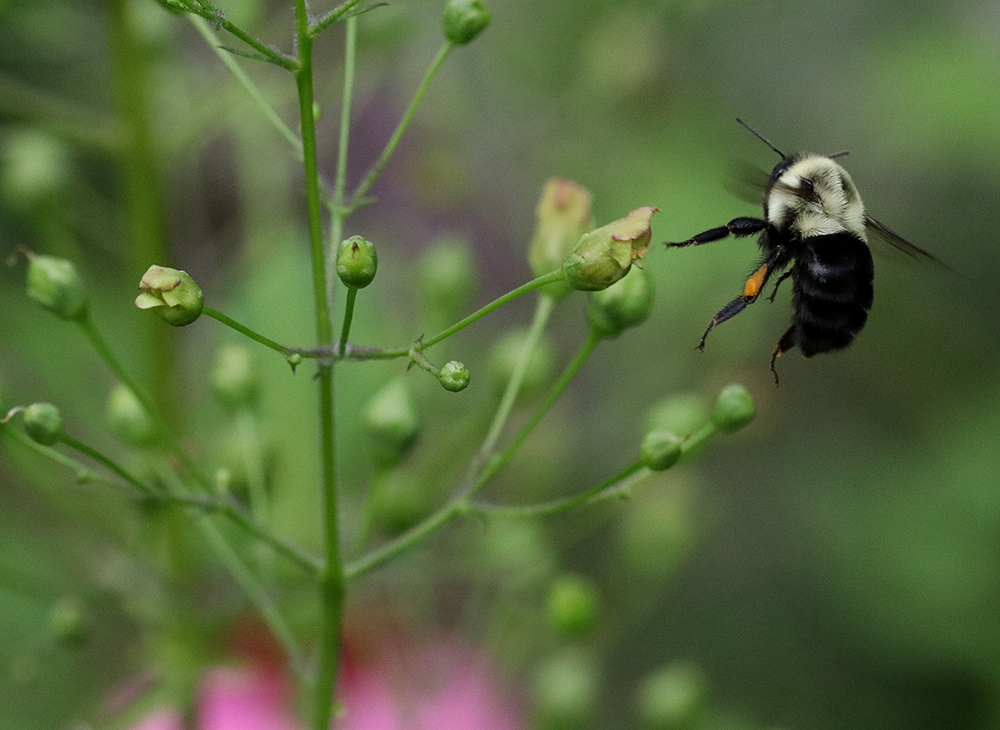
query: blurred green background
[{"left": 2, "top": 0, "right": 1000, "bottom": 728}]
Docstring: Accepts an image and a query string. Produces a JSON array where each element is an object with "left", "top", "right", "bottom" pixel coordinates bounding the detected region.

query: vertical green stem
[
  {"left": 295, "top": 3, "right": 343, "bottom": 728},
  {"left": 105, "top": 0, "right": 173, "bottom": 418}
]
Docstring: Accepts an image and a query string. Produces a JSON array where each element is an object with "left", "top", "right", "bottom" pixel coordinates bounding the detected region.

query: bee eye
[{"left": 800, "top": 178, "right": 815, "bottom": 195}]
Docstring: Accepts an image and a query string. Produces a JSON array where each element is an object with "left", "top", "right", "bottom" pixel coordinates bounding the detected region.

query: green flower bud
[
  {"left": 710, "top": 383, "right": 755, "bottom": 433},
  {"left": 546, "top": 575, "right": 599, "bottom": 638},
  {"left": 587, "top": 265, "right": 653, "bottom": 338},
  {"left": 562, "top": 206, "right": 657, "bottom": 291},
  {"left": 336, "top": 235, "right": 378, "bottom": 289},
  {"left": 418, "top": 237, "right": 477, "bottom": 322},
  {"left": 533, "top": 648, "right": 599, "bottom": 730},
  {"left": 438, "top": 360, "right": 470, "bottom": 392},
  {"left": 49, "top": 596, "right": 88, "bottom": 648},
  {"left": 636, "top": 662, "right": 707, "bottom": 730},
  {"left": 23, "top": 402, "right": 62, "bottom": 446},
  {"left": 363, "top": 379, "right": 419, "bottom": 466},
  {"left": 443, "top": 0, "right": 490, "bottom": 45},
  {"left": 211, "top": 345, "right": 260, "bottom": 409},
  {"left": 26, "top": 255, "right": 89, "bottom": 322},
  {"left": 106, "top": 383, "right": 157, "bottom": 446},
  {"left": 487, "top": 328, "right": 557, "bottom": 395},
  {"left": 135, "top": 265, "right": 204, "bottom": 326},
  {"left": 640, "top": 430, "right": 683, "bottom": 471},
  {"left": 2, "top": 129, "right": 70, "bottom": 211},
  {"left": 644, "top": 393, "right": 708, "bottom": 437},
  {"left": 529, "top": 179, "right": 592, "bottom": 298}
]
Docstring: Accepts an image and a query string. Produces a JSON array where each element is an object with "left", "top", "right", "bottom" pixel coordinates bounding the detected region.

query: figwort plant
[{"left": 1, "top": 1, "right": 756, "bottom": 727}]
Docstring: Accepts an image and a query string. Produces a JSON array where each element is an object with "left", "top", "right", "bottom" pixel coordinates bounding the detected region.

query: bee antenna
[
  {"left": 736, "top": 118, "right": 785, "bottom": 159},
  {"left": 828, "top": 149, "right": 851, "bottom": 159}
]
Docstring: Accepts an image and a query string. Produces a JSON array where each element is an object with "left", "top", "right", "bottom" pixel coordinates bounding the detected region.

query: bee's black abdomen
[{"left": 791, "top": 233, "right": 874, "bottom": 357}]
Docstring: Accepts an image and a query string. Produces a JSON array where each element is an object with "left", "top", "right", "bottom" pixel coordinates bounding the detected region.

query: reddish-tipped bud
[
  {"left": 529, "top": 179, "right": 593, "bottom": 297},
  {"left": 562, "top": 206, "right": 657, "bottom": 291}
]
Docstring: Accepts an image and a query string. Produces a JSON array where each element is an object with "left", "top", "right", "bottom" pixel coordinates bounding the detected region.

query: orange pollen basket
[{"left": 744, "top": 264, "right": 768, "bottom": 298}]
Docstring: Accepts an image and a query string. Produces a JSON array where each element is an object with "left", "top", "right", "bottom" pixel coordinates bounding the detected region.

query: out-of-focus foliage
[{"left": 2, "top": 0, "right": 999, "bottom": 729}]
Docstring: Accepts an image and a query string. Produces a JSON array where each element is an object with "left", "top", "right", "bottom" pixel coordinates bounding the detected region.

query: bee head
[{"left": 765, "top": 154, "right": 867, "bottom": 240}]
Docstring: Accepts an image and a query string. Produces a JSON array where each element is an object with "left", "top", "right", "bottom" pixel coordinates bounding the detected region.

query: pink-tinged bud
[
  {"left": 135, "top": 265, "right": 203, "bottom": 326},
  {"left": 529, "top": 179, "right": 593, "bottom": 290},
  {"left": 562, "top": 206, "right": 657, "bottom": 291}
]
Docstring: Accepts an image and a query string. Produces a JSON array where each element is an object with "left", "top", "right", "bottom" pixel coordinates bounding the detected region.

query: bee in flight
[{"left": 666, "top": 119, "right": 943, "bottom": 384}]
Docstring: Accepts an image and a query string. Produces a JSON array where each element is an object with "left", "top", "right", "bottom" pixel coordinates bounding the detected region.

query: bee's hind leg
[
  {"left": 697, "top": 296, "right": 750, "bottom": 350},
  {"left": 769, "top": 325, "right": 798, "bottom": 386}
]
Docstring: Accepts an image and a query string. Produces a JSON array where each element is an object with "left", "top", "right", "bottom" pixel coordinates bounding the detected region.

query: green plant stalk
[
  {"left": 469, "top": 326, "right": 604, "bottom": 497},
  {"left": 350, "top": 41, "right": 454, "bottom": 204},
  {"left": 105, "top": 0, "right": 174, "bottom": 419},
  {"left": 294, "top": 2, "right": 343, "bottom": 726},
  {"left": 77, "top": 314, "right": 321, "bottom": 573},
  {"left": 338, "top": 288, "right": 358, "bottom": 359},
  {"left": 309, "top": 0, "right": 366, "bottom": 38},
  {"left": 471, "top": 460, "right": 647, "bottom": 518},
  {"left": 157, "top": 466, "right": 307, "bottom": 680},
  {"left": 344, "top": 324, "right": 604, "bottom": 582},
  {"left": 188, "top": 15, "right": 302, "bottom": 155},
  {"left": 59, "top": 433, "right": 158, "bottom": 497},
  {"left": 372, "top": 270, "right": 566, "bottom": 360},
  {"left": 203, "top": 306, "right": 295, "bottom": 358},
  {"left": 175, "top": 0, "right": 295, "bottom": 69},
  {"left": 467, "top": 292, "right": 556, "bottom": 480}
]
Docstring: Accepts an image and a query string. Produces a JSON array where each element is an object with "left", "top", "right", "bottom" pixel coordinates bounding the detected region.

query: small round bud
[
  {"left": 23, "top": 402, "right": 63, "bottom": 446},
  {"left": 370, "top": 471, "right": 430, "bottom": 536},
  {"left": 710, "top": 383, "right": 755, "bottom": 433},
  {"left": 546, "top": 575, "right": 599, "bottom": 638},
  {"left": 336, "top": 235, "right": 378, "bottom": 289},
  {"left": 26, "top": 255, "right": 89, "bottom": 322},
  {"left": 211, "top": 345, "right": 260, "bottom": 410},
  {"left": 533, "top": 648, "right": 599, "bottom": 730},
  {"left": 418, "top": 237, "right": 477, "bottom": 322},
  {"left": 562, "top": 206, "right": 657, "bottom": 291},
  {"left": 135, "top": 265, "right": 204, "bottom": 326},
  {"left": 49, "top": 596, "right": 88, "bottom": 647},
  {"left": 587, "top": 265, "right": 653, "bottom": 338},
  {"left": 438, "top": 360, "right": 470, "bottom": 392},
  {"left": 363, "top": 379, "right": 419, "bottom": 467},
  {"left": 443, "top": 0, "right": 490, "bottom": 45},
  {"left": 640, "top": 430, "right": 683, "bottom": 471},
  {"left": 106, "top": 383, "right": 157, "bottom": 446},
  {"left": 636, "top": 662, "right": 707, "bottom": 730},
  {"left": 529, "top": 179, "right": 592, "bottom": 298}
]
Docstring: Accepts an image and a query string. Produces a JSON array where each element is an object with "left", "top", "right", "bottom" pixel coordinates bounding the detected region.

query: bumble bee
[{"left": 667, "top": 119, "right": 943, "bottom": 384}]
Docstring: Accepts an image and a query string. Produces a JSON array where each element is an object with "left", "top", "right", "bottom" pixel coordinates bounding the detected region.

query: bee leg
[
  {"left": 767, "top": 270, "right": 793, "bottom": 302},
  {"left": 769, "top": 325, "right": 798, "bottom": 386},
  {"left": 666, "top": 217, "right": 767, "bottom": 247},
  {"left": 697, "top": 296, "right": 749, "bottom": 350}
]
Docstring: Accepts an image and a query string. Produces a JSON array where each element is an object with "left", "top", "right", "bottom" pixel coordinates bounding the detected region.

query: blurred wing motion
[{"left": 863, "top": 215, "right": 951, "bottom": 270}]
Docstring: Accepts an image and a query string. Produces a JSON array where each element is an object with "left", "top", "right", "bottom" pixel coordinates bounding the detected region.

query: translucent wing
[{"left": 864, "top": 215, "right": 951, "bottom": 270}]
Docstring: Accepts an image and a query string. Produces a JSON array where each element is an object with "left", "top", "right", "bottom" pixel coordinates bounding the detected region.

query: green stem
[
  {"left": 344, "top": 499, "right": 468, "bottom": 582},
  {"left": 372, "top": 270, "right": 566, "bottom": 360},
  {"left": 469, "top": 327, "right": 603, "bottom": 498},
  {"left": 471, "top": 460, "right": 647, "bottom": 518},
  {"left": 295, "top": 2, "right": 343, "bottom": 727},
  {"left": 467, "top": 293, "right": 556, "bottom": 479},
  {"left": 106, "top": 0, "right": 173, "bottom": 417},
  {"left": 175, "top": 0, "right": 295, "bottom": 69},
  {"left": 203, "top": 306, "right": 295, "bottom": 358},
  {"left": 345, "top": 325, "right": 603, "bottom": 583},
  {"left": 309, "top": 0, "right": 366, "bottom": 38},
  {"left": 59, "top": 434, "right": 158, "bottom": 498},
  {"left": 188, "top": 15, "right": 302, "bottom": 155},
  {"left": 350, "top": 41, "right": 454, "bottom": 204},
  {"left": 338, "top": 288, "right": 358, "bottom": 359}
]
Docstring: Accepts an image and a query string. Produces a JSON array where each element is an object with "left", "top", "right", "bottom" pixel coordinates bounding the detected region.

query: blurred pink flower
[
  {"left": 337, "top": 642, "right": 522, "bottom": 730},
  {"left": 126, "top": 641, "right": 521, "bottom": 730}
]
